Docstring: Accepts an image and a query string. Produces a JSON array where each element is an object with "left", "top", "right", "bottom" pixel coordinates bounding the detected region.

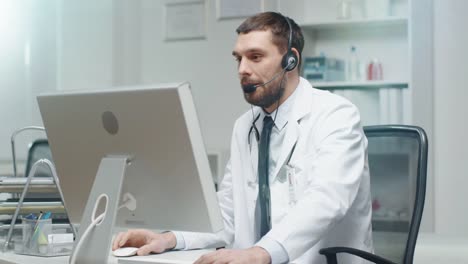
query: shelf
[
  {"left": 301, "top": 16, "right": 408, "bottom": 30},
  {"left": 0, "top": 205, "right": 65, "bottom": 214},
  {"left": 0, "top": 177, "right": 54, "bottom": 185},
  {"left": 0, "top": 223, "right": 72, "bottom": 231},
  {"left": 0, "top": 177, "right": 58, "bottom": 193},
  {"left": 372, "top": 218, "right": 409, "bottom": 233},
  {"left": 311, "top": 80, "right": 409, "bottom": 90},
  {"left": 373, "top": 216, "right": 410, "bottom": 222},
  {"left": 0, "top": 185, "right": 58, "bottom": 193}
]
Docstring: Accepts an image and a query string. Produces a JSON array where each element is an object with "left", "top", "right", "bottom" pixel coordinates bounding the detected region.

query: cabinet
[{"left": 280, "top": 0, "right": 411, "bottom": 126}]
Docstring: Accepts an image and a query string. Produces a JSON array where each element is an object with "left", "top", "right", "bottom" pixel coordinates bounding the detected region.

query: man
[{"left": 113, "top": 12, "right": 373, "bottom": 264}]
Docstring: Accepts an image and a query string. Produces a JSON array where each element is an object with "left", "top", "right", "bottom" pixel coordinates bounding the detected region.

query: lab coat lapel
[
  {"left": 271, "top": 120, "right": 299, "bottom": 179},
  {"left": 271, "top": 81, "right": 311, "bottom": 180}
]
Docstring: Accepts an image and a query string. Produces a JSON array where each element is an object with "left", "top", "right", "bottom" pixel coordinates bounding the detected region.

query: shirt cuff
[
  {"left": 171, "top": 231, "right": 186, "bottom": 250},
  {"left": 255, "top": 236, "right": 289, "bottom": 264}
]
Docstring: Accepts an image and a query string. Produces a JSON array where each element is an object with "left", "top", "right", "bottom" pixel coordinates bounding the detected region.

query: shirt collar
[{"left": 258, "top": 85, "right": 299, "bottom": 131}]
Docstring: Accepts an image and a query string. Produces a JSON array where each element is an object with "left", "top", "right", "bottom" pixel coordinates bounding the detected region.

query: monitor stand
[{"left": 71, "top": 155, "right": 131, "bottom": 264}]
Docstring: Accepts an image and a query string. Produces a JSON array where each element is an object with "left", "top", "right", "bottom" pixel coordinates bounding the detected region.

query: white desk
[
  {"left": 1, "top": 233, "right": 465, "bottom": 264},
  {"left": 0, "top": 252, "right": 117, "bottom": 264},
  {"left": 0, "top": 249, "right": 213, "bottom": 264},
  {"left": 0, "top": 252, "right": 115, "bottom": 264}
]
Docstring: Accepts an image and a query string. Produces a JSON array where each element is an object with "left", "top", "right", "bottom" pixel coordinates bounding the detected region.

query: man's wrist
[
  {"left": 160, "top": 231, "right": 177, "bottom": 250},
  {"left": 249, "top": 246, "right": 271, "bottom": 264},
  {"left": 255, "top": 236, "right": 289, "bottom": 264}
]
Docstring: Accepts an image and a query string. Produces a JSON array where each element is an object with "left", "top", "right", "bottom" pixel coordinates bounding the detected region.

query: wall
[
  {"left": 0, "top": 0, "right": 138, "bottom": 174},
  {"left": 139, "top": 0, "right": 255, "bottom": 154},
  {"left": 0, "top": 0, "right": 59, "bottom": 172},
  {"left": 112, "top": 0, "right": 142, "bottom": 86},
  {"left": 433, "top": 0, "right": 468, "bottom": 235},
  {"left": 410, "top": 0, "right": 435, "bottom": 232},
  {"left": 58, "top": 0, "right": 114, "bottom": 91}
]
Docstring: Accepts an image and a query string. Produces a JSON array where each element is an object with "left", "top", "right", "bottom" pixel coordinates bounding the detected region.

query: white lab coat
[{"left": 180, "top": 78, "right": 373, "bottom": 263}]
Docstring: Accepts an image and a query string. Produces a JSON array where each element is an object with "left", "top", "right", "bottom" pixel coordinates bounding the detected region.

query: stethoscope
[
  {"left": 247, "top": 109, "right": 300, "bottom": 163},
  {"left": 248, "top": 113, "right": 261, "bottom": 148}
]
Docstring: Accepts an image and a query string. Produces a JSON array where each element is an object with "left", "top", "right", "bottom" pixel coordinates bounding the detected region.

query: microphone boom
[{"left": 241, "top": 66, "right": 289, "bottom": 94}]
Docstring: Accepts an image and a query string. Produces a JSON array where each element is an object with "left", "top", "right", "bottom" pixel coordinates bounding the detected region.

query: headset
[
  {"left": 281, "top": 15, "right": 298, "bottom": 72},
  {"left": 242, "top": 14, "right": 298, "bottom": 94}
]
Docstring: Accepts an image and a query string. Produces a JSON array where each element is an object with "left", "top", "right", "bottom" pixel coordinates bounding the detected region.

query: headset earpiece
[{"left": 281, "top": 51, "right": 298, "bottom": 71}]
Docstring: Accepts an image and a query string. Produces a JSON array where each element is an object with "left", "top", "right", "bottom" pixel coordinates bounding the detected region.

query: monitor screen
[{"left": 37, "top": 82, "right": 223, "bottom": 233}]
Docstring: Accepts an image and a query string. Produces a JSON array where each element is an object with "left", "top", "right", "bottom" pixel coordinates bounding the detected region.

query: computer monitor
[{"left": 37, "top": 82, "right": 223, "bottom": 260}]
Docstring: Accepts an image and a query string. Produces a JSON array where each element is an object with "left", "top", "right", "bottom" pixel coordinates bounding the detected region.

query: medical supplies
[{"left": 303, "top": 56, "right": 345, "bottom": 82}]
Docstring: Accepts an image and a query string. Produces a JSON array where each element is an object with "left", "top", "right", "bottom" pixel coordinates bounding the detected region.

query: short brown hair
[{"left": 236, "top": 12, "right": 304, "bottom": 68}]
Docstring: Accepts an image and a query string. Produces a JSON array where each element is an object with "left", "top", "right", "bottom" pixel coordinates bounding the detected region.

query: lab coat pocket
[
  {"left": 270, "top": 170, "right": 290, "bottom": 225},
  {"left": 284, "top": 165, "right": 299, "bottom": 207},
  {"left": 287, "top": 152, "right": 317, "bottom": 201},
  {"left": 270, "top": 165, "right": 299, "bottom": 224}
]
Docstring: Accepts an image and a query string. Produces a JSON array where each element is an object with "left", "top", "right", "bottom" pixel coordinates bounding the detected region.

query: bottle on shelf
[
  {"left": 367, "top": 58, "right": 383, "bottom": 80},
  {"left": 337, "top": 0, "right": 352, "bottom": 20},
  {"left": 347, "top": 46, "right": 359, "bottom": 81}
]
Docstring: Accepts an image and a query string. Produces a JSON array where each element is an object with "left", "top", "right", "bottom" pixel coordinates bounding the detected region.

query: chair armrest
[{"left": 319, "top": 247, "right": 397, "bottom": 264}]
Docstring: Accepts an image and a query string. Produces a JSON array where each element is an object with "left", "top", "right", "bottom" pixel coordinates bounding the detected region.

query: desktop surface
[
  {"left": 0, "top": 251, "right": 116, "bottom": 264},
  {"left": 117, "top": 249, "right": 214, "bottom": 264},
  {"left": 0, "top": 249, "right": 212, "bottom": 264}
]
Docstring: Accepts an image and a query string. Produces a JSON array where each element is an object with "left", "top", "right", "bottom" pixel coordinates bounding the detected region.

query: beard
[{"left": 242, "top": 73, "right": 286, "bottom": 109}]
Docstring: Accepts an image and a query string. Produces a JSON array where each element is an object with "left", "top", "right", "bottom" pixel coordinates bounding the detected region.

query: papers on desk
[{"left": 0, "top": 177, "right": 54, "bottom": 185}]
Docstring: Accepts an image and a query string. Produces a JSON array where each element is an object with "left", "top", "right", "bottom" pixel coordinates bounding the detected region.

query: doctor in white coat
[{"left": 113, "top": 12, "right": 373, "bottom": 264}]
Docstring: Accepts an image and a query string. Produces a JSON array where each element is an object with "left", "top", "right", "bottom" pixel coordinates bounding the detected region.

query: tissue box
[{"left": 303, "top": 56, "right": 345, "bottom": 82}]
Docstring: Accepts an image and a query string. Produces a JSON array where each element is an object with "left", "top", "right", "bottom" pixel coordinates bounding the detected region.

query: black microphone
[
  {"left": 241, "top": 61, "right": 291, "bottom": 94},
  {"left": 242, "top": 83, "right": 258, "bottom": 94}
]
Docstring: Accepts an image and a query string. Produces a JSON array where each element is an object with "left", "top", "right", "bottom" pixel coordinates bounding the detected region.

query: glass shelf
[
  {"left": 0, "top": 205, "right": 65, "bottom": 214},
  {"left": 0, "top": 185, "right": 58, "bottom": 193},
  {"left": 372, "top": 218, "right": 410, "bottom": 232},
  {"left": 301, "top": 16, "right": 408, "bottom": 30},
  {"left": 311, "top": 80, "right": 409, "bottom": 89}
]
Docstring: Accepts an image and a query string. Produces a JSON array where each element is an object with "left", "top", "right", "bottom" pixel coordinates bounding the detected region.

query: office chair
[
  {"left": 25, "top": 139, "right": 53, "bottom": 177},
  {"left": 23, "top": 139, "right": 63, "bottom": 201},
  {"left": 319, "top": 125, "right": 428, "bottom": 264}
]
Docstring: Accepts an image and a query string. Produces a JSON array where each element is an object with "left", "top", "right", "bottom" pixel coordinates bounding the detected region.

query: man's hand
[
  {"left": 112, "top": 229, "right": 177, "bottom": 256},
  {"left": 193, "top": 246, "right": 271, "bottom": 264}
]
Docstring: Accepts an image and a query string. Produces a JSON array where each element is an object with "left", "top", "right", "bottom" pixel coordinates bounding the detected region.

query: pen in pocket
[{"left": 287, "top": 166, "right": 297, "bottom": 206}]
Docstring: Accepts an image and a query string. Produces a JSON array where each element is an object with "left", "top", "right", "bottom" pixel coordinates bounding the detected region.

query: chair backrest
[
  {"left": 364, "top": 125, "right": 427, "bottom": 264},
  {"left": 25, "top": 139, "right": 53, "bottom": 177},
  {"left": 23, "top": 139, "right": 64, "bottom": 201}
]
